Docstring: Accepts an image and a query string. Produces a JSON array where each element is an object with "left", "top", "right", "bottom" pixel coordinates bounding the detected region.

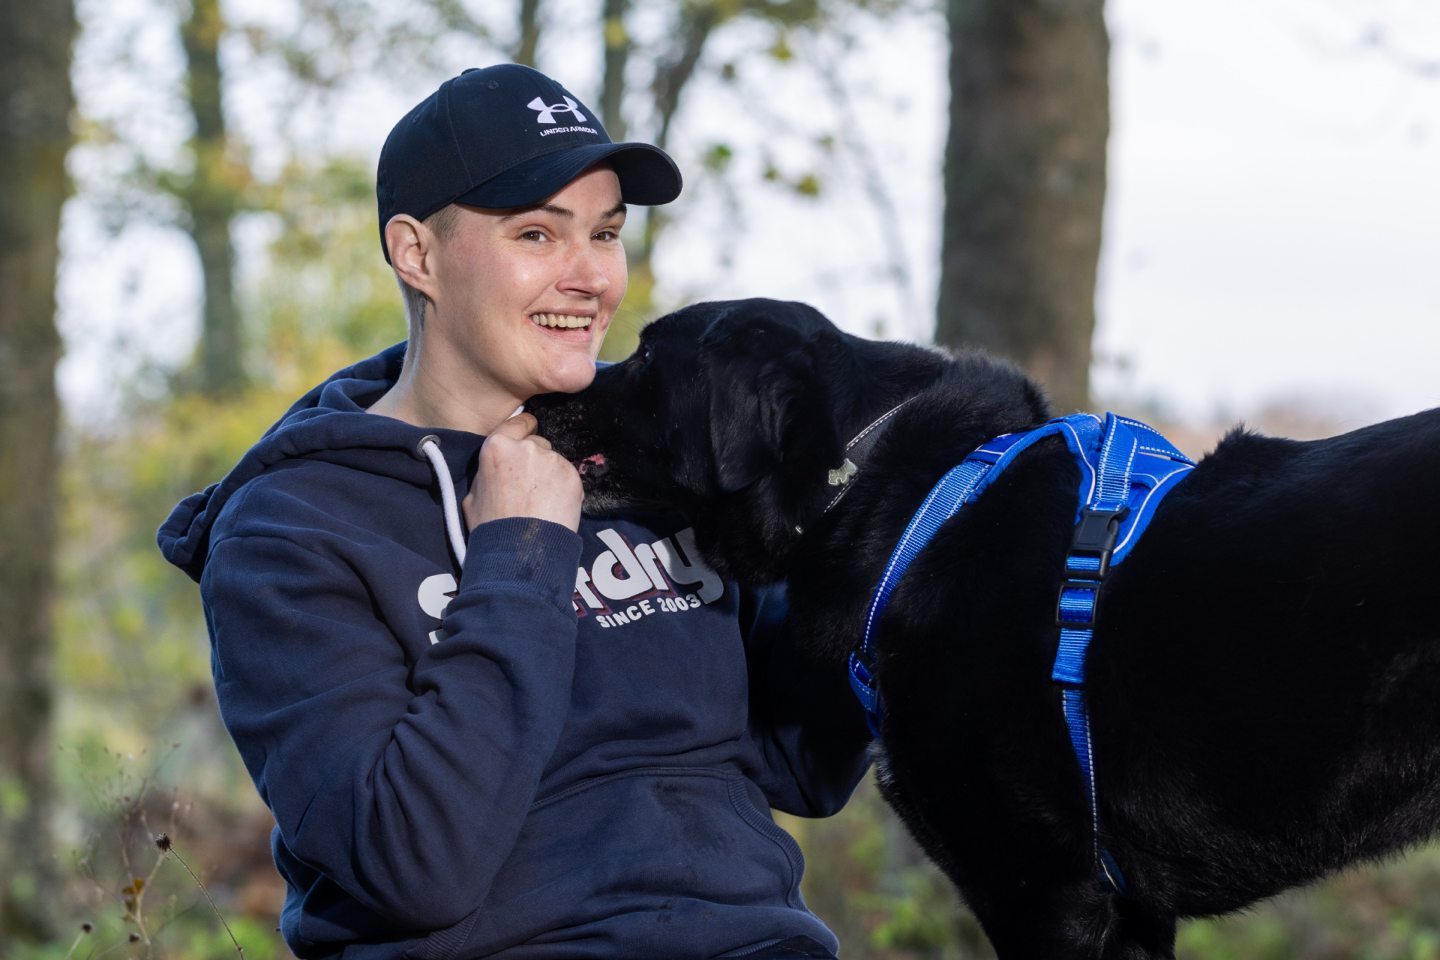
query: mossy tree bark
[{"left": 0, "top": 0, "right": 77, "bottom": 939}]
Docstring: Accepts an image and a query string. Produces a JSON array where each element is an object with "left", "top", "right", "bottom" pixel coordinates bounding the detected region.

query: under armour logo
[{"left": 528, "top": 96, "right": 586, "bottom": 124}]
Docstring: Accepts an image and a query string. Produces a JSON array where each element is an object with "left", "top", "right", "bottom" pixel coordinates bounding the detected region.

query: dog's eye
[{"left": 635, "top": 343, "right": 653, "bottom": 365}]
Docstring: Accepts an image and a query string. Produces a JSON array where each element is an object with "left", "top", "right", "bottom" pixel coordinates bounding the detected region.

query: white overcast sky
[
  {"left": 1097, "top": 0, "right": 1440, "bottom": 426},
  {"left": 58, "top": 0, "right": 1440, "bottom": 430}
]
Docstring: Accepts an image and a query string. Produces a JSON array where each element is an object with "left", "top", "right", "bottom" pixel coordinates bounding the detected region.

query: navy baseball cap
[{"left": 377, "top": 64, "right": 682, "bottom": 262}]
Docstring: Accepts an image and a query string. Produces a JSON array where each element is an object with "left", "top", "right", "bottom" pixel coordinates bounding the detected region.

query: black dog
[{"left": 530, "top": 298, "right": 1440, "bottom": 959}]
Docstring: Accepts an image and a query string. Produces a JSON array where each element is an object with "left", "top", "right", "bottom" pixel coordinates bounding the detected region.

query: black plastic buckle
[{"left": 1066, "top": 506, "right": 1129, "bottom": 580}]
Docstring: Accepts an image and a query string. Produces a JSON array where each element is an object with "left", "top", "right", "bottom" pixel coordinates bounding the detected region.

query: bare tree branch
[{"left": 809, "top": 36, "right": 923, "bottom": 335}]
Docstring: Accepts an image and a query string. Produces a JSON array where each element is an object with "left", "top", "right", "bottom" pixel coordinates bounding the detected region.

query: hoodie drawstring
[{"left": 419, "top": 436, "right": 468, "bottom": 567}]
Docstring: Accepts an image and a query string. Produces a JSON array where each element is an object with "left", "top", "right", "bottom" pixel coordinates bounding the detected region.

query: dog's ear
[
  {"left": 708, "top": 352, "right": 800, "bottom": 493},
  {"left": 701, "top": 306, "right": 843, "bottom": 494}
]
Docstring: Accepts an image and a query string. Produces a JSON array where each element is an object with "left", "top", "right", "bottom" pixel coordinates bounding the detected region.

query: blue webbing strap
[
  {"left": 1049, "top": 413, "right": 1194, "bottom": 893},
  {"left": 848, "top": 459, "right": 993, "bottom": 732},
  {"left": 850, "top": 413, "right": 1195, "bottom": 894},
  {"left": 1050, "top": 415, "right": 1137, "bottom": 893},
  {"left": 849, "top": 424, "right": 1065, "bottom": 734}
]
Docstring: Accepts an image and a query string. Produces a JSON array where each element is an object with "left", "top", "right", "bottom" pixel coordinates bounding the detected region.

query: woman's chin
[{"left": 539, "top": 362, "right": 599, "bottom": 397}]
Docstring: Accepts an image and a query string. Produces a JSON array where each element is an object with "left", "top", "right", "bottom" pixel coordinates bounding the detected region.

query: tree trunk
[
  {"left": 515, "top": 0, "right": 542, "bottom": 66},
  {"left": 600, "top": 0, "right": 629, "bottom": 141},
  {"left": 0, "top": 0, "right": 77, "bottom": 940},
  {"left": 180, "top": 0, "right": 245, "bottom": 395},
  {"left": 936, "top": 0, "right": 1109, "bottom": 412}
]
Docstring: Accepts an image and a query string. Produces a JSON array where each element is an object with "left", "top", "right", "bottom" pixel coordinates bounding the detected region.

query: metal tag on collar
[
  {"left": 797, "top": 459, "right": 858, "bottom": 533},
  {"left": 827, "top": 458, "right": 858, "bottom": 487}
]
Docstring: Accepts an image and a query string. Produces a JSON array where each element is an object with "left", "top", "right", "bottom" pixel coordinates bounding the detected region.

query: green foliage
[
  {"left": 249, "top": 155, "right": 406, "bottom": 362},
  {"left": 57, "top": 145, "right": 402, "bottom": 744},
  {"left": 35, "top": 138, "right": 402, "bottom": 958},
  {"left": 604, "top": 13, "right": 628, "bottom": 48},
  {"left": 9, "top": 886, "right": 282, "bottom": 960},
  {"left": 703, "top": 141, "right": 736, "bottom": 172},
  {"left": 1176, "top": 849, "right": 1440, "bottom": 960},
  {"left": 0, "top": 776, "right": 29, "bottom": 821},
  {"left": 794, "top": 172, "right": 823, "bottom": 196},
  {"left": 788, "top": 778, "right": 995, "bottom": 959},
  {"left": 18, "top": 741, "right": 285, "bottom": 959},
  {"left": 862, "top": 872, "right": 970, "bottom": 953},
  {"left": 182, "top": 917, "right": 280, "bottom": 960},
  {"left": 760, "top": 163, "right": 824, "bottom": 196}
]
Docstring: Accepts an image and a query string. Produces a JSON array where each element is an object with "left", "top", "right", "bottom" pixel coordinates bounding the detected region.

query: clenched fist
[{"left": 465, "top": 412, "right": 584, "bottom": 532}]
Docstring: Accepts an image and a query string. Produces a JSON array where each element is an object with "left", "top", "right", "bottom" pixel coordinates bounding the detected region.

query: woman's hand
[{"left": 465, "top": 412, "right": 584, "bottom": 532}]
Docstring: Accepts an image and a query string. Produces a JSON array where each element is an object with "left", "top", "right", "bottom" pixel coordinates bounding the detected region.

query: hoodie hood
[{"left": 157, "top": 343, "right": 483, "bottom": 582}]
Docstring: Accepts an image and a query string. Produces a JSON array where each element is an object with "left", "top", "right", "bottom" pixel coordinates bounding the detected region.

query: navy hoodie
[{"left": 157, "top": 344, "right": 871, "bottom": 959}]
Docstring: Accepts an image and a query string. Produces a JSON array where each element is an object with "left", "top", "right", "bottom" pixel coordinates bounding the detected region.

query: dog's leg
[
  {"left": 970, "top": 882, "right": 1108, "bottom": 960},
  {"left": 969, "top": 881, "right": 1176, "bottom": 960},
  {"left": 1105, "top": 900, "right": 1176, "bottom": 960},
  {"left": 876, "top": 744, "right": 1177, "bottom": 958}
]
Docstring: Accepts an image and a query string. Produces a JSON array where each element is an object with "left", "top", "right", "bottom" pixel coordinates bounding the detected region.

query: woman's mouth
[{"left": 531, "top": 313, "right": 593, "bottom": 330}]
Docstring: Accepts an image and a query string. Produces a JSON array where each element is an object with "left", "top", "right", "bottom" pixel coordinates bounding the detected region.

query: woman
[{"left": 159, "top": 64, "right": 870, "bottom": 959}]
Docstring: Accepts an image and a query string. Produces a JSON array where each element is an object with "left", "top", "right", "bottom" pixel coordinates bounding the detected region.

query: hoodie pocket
[
  {"left": 429, "top": 766, "right": 812, "bottom": 959},
  {"left": 723, "top": 773, "right": 806, "bottom": 906}
]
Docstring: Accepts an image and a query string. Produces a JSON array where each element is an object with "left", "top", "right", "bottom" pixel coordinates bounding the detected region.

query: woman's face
[{"left": 426, "top": 166, "right": 629, "bottom": 421}]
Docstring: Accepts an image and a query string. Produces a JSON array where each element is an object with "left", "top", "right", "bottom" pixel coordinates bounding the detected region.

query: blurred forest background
[{"left": 2, "top": 0, "right": 1439, "bottom": 957}]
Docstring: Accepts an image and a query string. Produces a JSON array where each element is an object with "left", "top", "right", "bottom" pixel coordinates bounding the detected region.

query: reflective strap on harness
[
  {"left": 1050, "top": 415, "right": 1139, "bottom": 893},
  {"left": 1052, "top": 414, "right": 1193, "bottom": 893},
  {"left": 850, "top": 427, "right": 1051, "bottom": 734}
]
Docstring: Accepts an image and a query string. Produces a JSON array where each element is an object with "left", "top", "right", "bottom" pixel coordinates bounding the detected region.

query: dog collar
[
  {"left": 849, "top": 412, "right": 1195, "bottom": 894},
  {"left": 795, "top": 397, "right": 919, "bottom": 536}
]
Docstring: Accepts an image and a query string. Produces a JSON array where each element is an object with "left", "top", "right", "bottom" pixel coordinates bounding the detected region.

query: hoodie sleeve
[
  {"left": 202, "top": 512, "right": 581, "bottom": 931},
  {"left": 741, "top": 584, "right": 873, "bottom": 818}
]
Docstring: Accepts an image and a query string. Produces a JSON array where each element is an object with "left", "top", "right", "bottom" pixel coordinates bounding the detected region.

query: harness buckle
[
  {"left": 1055, "top": 579, "right": 1103, "bottom": 629},
  {"left": 1065, "top": 506, "right": 1129, "bottom": 579}
]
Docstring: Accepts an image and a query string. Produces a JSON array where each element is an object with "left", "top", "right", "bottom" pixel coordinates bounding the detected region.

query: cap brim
[{"left": 455, "top": 142, "right": 682, "bottom": 210}]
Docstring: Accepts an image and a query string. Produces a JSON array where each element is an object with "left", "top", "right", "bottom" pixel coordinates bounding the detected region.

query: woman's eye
[
  {"left": 519, "top": 229, "right": 547, "bottom": 242},
  {"left": 594, "top": 229, "right": 619, "bottom": 242}
]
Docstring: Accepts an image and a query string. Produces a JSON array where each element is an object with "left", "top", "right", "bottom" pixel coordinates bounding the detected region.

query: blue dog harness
[{"left": 848, "top": 412, "right": 1196, "bottom": 892}]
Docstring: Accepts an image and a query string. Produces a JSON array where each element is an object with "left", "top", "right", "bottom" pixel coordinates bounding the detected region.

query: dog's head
[{"left": 530, "top": 298, "right": 862, "bottom": 581}]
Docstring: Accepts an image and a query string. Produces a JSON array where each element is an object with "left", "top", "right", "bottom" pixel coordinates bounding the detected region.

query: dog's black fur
[{"left": 530, "top": 298, "right": 1440, "bottom": 959}]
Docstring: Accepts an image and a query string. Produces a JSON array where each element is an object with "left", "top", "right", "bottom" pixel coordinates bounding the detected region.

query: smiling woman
[
  {"left": 373, "top": 166, "right": 629, "bottom": 436},
  {"left": 158, "top": 63, "right": 873, "bottom": 960}
]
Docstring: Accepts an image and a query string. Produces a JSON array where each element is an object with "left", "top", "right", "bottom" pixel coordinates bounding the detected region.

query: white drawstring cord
[{"left": 418, "top": 435, "right": 468, "bottom": 566}]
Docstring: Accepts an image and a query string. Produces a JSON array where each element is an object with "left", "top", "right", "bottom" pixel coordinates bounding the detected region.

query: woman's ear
[{"left": 386, "top": 214, "right": 436, "bottom": 296}]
